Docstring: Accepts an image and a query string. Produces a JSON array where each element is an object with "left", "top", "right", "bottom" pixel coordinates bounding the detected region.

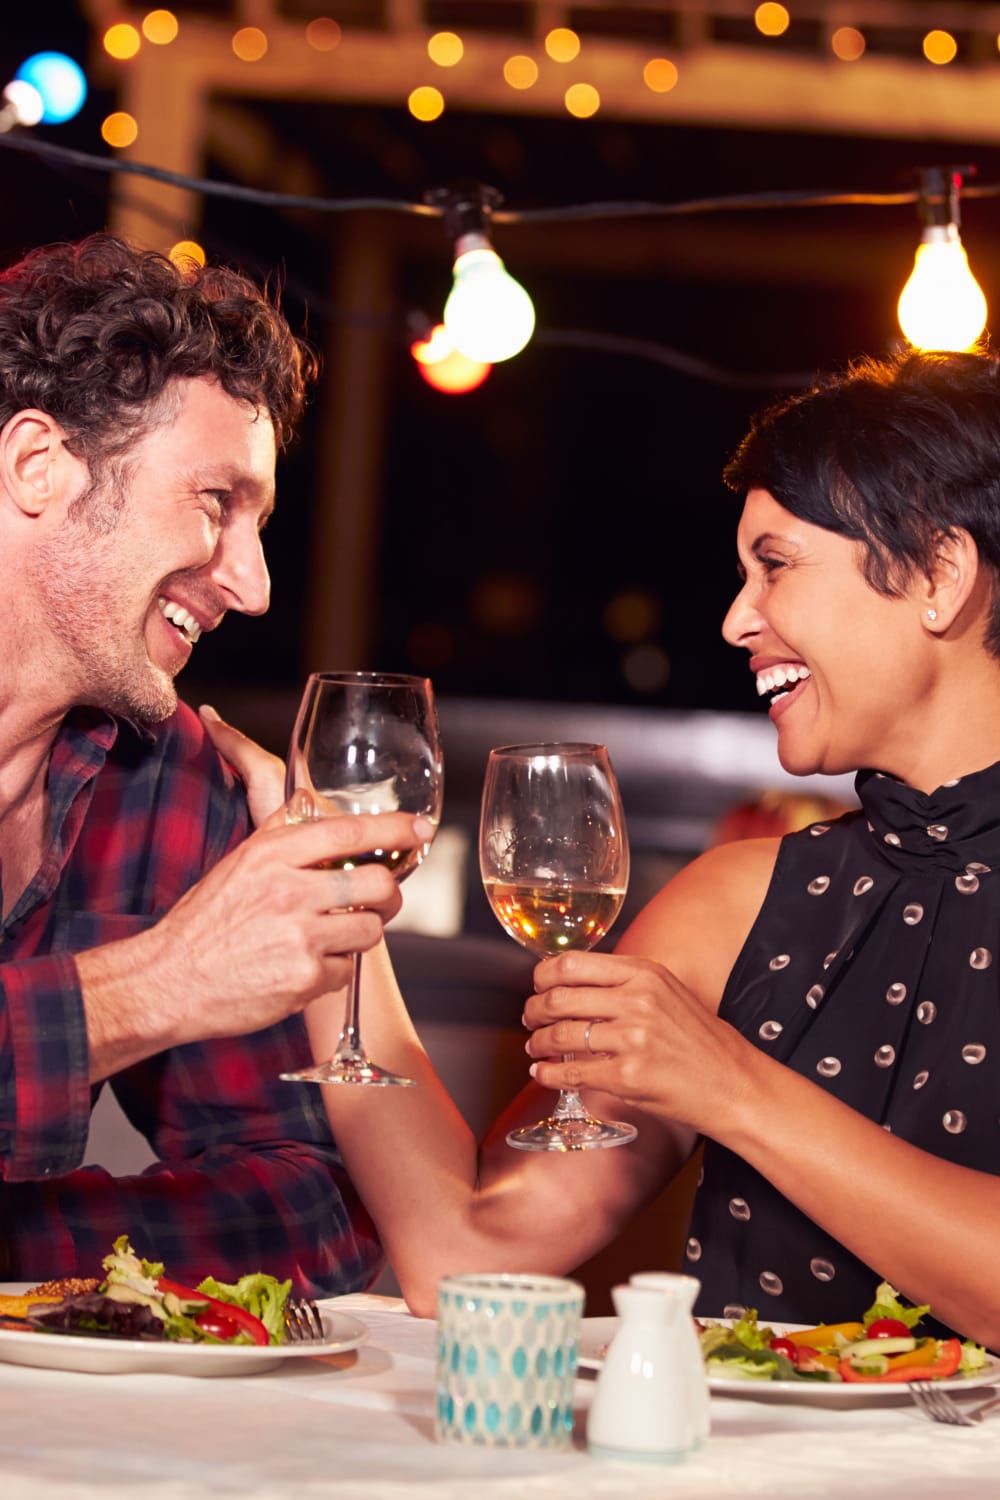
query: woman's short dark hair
[
  {"left": 0, "top": 233, "right": 317, "bottom": 473},
  {"left": 724, "top": 348, "right": 1000, "bottom": 655}
]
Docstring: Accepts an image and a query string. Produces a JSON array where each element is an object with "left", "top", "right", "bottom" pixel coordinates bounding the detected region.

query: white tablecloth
[{"left": 3, "top": 1295, "right": 998, "bottom": 1499}]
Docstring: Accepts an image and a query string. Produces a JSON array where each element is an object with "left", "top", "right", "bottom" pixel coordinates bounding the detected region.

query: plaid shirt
[{"left": 0, "top": 701, "right": 381, "bottom": 1295}]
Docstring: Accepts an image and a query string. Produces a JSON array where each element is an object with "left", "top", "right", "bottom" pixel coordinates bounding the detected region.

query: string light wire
[{"left": 0, "top": 130, "right": 992, "bottom": 383}]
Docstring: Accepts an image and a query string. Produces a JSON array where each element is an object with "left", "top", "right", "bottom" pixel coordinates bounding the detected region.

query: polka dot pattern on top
[{"left": 688, "top": 763, "right": 1000, "bottom": 1340}]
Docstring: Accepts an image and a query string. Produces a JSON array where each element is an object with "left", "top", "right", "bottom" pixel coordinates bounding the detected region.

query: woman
[{"left": 222, "top": 349, "right": 1000, "bottom": 1345}]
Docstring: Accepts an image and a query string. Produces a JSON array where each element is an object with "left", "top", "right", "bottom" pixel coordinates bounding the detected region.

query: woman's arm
[
  {"left": 307, "top": 839, "right": 779, "bottom": 1315},
  {"left": 525, "top": 843, "right": 1000, "bottom": 1348}
]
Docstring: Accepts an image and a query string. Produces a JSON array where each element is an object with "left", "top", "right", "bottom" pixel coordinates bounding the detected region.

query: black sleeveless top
[{"left": 686, "top": 762, "right": 1000, "bottom": 1336}]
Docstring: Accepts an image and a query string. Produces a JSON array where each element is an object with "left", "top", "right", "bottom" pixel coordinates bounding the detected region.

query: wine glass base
[
  {"left": 506, "top": 1115, "right": 637, "bottom": 1152},
  {"left": 280, "top": 1057, "right": 416, "bottom": 1087}
]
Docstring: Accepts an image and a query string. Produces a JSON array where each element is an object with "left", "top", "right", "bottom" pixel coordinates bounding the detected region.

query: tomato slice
[
  {"left": 156, "top": 1276, "right": 270, "bottom": 1346},
  {"left": 768, "top": 1337, "right": 800, "bottom": 1362},
  {"left": 866, "top": 1317, "right": 912, "bottom": 1340},
  {"left": 839, "top": 1337, "right": 963, "bottom": 1383}
]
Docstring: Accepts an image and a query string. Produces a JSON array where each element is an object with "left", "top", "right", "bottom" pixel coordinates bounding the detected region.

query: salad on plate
[
  {"left": 0, "top": 1237, "right": 292, "bottom": 1347},
  {"left": 700, "top": 1281, "right": 989, "bottom": 1385}
]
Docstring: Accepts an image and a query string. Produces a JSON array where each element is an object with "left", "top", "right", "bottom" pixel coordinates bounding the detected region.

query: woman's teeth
[
  {"left": 756, "top": 664, "right": 810, "bottom": 704},
  {"left": 158, "top": 597, "right": 202, "bottom": 644}
]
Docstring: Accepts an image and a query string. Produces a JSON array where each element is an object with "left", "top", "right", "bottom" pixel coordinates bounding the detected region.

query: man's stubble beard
[{"left": 27, "top": 472, "right": 180, "bottom": 725}]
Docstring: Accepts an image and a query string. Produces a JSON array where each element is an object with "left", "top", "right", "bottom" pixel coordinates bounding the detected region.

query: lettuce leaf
[
  {"left": 862, "top": 1281, "right": 929, "bottom": 1332},
  {"left": 196, "top": 1272, "right": 291, "bottom": 1344}
]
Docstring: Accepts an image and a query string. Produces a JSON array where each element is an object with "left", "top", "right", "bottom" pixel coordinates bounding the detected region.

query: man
[{"left": 0, "top": 234, "right": 427, "bottom": 1291}]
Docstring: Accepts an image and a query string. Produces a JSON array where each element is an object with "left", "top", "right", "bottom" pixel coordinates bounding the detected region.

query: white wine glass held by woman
[
  {"left": 280, "top": 671, "right": 443, "bottom": 1086},
  {"left": 479, "top": 742, "right": 637, "bottom": 1150}
]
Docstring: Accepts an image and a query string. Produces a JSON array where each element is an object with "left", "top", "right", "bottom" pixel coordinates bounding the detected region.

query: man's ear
[
  {"left": 0, "top": 410, "right": 78, "bottom": 517},
  {"left": 921, "top": 528, "right": 981, "bottom": 632}
]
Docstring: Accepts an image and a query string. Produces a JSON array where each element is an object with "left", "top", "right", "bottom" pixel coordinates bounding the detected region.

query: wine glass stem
[
  {"left": 335, "top": 952, "right": 367, "bottom": 1064},
  {"left": 550, "top": 1056, "right": 589, "bottom": 1121}
]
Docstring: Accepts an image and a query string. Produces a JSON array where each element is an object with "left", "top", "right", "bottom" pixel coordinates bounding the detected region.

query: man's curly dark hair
[{"left": 0, "top": 233, "right": 318, "bottom": 477}]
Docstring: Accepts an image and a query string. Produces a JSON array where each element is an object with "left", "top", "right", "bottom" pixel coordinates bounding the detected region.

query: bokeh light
[
  {"left": 755, "top": 3, "right": 790, "bottom": 36},
  {"left": 412, "top": 324, "right": 491, "bottom": 393},
  {"left": 306, "top": 18, "right": 342, "bottom": 51},
  {"left": 15, "top": 53, "right": 87, "bottom": 124},
  {"left": 428, "top": 32, "right": 463, "bottom": 66},
  {"left": 169, "top": 240, "right": 207, "bottom": 270},
  {"left": 831, "top": 26, "right": 866, "bottom": 60},
  {"left": 408, "top": 86, "right": 445, "bottom": 121},
  {"left": 603, "top": 590, "right": 663, "bottom": 643},
  {"left": 101, "top": 112, "right": 139, "bottom": 148},
  {"left": 565, "top": 83, "right": 600, "bottom": 118},
  {"left": 2, "top": 80, "right": 44, "bottom": 127},
  {"left": 142, "top": 10, "right": 179, "bottom": 45},
  {"left": 503, "top": 55, "right": 539, "bottom": 89},
  {"left": 923, "top": 29, "right": 957, "bottom": 63},
  {"left": 643, "top": 57, "right": 679, "bottom": 92},
  {"left": 545, "top": 28, "right": 581, "bottom": 62},
  {"left": 104, "top": 24, "right": 142, "bottom": 60},
  {"left": 232, "top": 27, "right": 268, "bottom": 61},
  {"left": 622, "top": 643, "right": 671, "bottom": 694}
]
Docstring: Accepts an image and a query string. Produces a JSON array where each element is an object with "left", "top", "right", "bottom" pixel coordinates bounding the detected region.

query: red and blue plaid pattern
[{"left": 0, "top": 702, "right": 381, "bottom": 1294}]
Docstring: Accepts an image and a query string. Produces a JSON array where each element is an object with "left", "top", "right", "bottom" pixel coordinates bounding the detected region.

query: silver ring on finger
[{"left": 584, "top": 1020, "right": 600, "bottom": 1055}]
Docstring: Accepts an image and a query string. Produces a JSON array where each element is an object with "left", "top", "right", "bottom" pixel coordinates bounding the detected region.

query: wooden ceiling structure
[{"left": 74, "top": 0, "right": 1000, "bottom": 666}]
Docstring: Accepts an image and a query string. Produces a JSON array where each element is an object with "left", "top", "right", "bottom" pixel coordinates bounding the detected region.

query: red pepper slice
[
  {"left": 839, "top": 1337, "right": 963, "bottom": 1383},
  {"left": 156, "top": 1276, "right": 270, "bottom": 1346}
]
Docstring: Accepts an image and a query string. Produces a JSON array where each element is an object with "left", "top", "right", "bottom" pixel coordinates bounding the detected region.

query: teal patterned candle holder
[{"left": 435, "top": 1273, "right": 585, "bottom": 1449}]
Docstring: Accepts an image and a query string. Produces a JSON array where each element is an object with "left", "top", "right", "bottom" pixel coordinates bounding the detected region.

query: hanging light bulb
[
  {"left": 897, "top": 166, "right": 987, "bottom": 352},
  {"left": 425, "top": 183, "right": 535, "bottom": 363}
]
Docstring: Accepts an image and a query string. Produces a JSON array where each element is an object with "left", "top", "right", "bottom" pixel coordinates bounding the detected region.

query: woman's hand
[
  {"left": 199, "top": 704, "right": 285, "bottom": 827},
  {"left": 522, "top": 950, "right": 753, "bottom": 1138}
]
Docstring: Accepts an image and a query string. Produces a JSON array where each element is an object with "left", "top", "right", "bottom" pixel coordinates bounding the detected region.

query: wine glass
[
  {"left": 479, "top": 742, "right": 637, "bottom": 1150},
  {"left": 279, "top": 671, "right": 443, "bottom": 1086}
]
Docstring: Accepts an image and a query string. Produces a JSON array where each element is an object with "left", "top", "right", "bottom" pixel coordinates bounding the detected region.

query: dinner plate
[
  {"left": 577, "top": 1316, "right": 1000, "bottom": 1406},
  {"left": 0, "top": 1289, "right": 367, "bottom": 1378}
]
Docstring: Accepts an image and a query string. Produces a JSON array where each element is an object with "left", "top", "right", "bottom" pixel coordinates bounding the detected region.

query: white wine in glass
[
  {"left": 280, "top": 671, "right": 443, "bottom": 1086},
  {"left": 479, "top": 742, "right": 637, "bottom": 1150}
]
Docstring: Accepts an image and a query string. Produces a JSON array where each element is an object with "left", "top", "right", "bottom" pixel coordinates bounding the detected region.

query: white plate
[
  {"left": 0, "top": 1293, "right": 367, "bottom": 1378},
  {"left": 577, "top": 1316, "right": 1000, "bottom": 1406}
]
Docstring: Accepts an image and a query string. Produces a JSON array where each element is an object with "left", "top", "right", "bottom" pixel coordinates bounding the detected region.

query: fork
[
  {"left": 283, "top": 1298, "right": 326, "bottom": 1343},
  {"left": 911, "top": 1382, "right": 1000, "bottom": 1426}
]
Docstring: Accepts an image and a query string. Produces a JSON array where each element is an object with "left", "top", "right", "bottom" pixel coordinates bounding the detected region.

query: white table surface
[{"left": 2, "top": 1293, "right": 998, "bottom": 1500}]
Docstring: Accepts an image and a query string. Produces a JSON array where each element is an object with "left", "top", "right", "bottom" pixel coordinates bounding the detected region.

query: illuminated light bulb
[
  {"left": 306, "top": 18, "right": 341, "bottom": 51},
  {"left": 232, "top": 27, "right": 268, "bottom": 61},
  {"left": 923, "top": 29, "right": 957, "bottom": 64},
  {"left": 444, "top": 240, "right": 534, "bottom": 362},
  {"left": 426, "top": 183, "right": 536, "bottom": 363},
  {"left": 643, "top": 57, "right": 679, "bottom": 92},
  {"left": 831, "top": 26, "right": 865, "bottom": 60},
  {"left": 545, "top": 28, "right": 580, "bottom": 62},
  {"left": 14, "top": 52, "right": 87, "bottom": 124},
  {"left": 143, "top": 11, "right": 179, "bottom": 45},
  {"left": 755, "top": 2, "right": 790, "bottom": 35},
  {"left": 408, "top": 86, "right": 445, "bottom": 121},
  {"left": 428, "top": 32, "right": 463, "bottom": 66},
  {"left": 1, "top": 80, "right": 44, "bottom": 128},
  {"left": 898, "top": 227, "right": 986, "bottom": 351},
  {"left": 898, "top": 166, "right": 987, "bottom": 352},
  {"left": 101, "top": 111, "right": 139, "bottom": 148},
  {"left": 104, "top": 23, "right": 142, "bottom": 59},
  {"left": 565, "top": 82, "right": 600, "bottom": 117},
  {"left": 503, "top": 55, "right": 538, "bottom": 89},
  {"left": 411, "top": 323, "right": 491, "bottom": 393}
]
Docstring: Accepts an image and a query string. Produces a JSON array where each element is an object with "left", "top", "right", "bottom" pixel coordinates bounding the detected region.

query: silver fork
[
  {"left": 911, "top": 1382, "right": 1000, "bottom": 1426},
  {"left": 283, "top": 1298, "right": 326, "bottom": 1343}
]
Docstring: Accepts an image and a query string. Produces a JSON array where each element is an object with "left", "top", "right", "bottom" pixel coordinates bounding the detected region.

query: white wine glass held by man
[{"left": 280, "top": 671, "right": 443, "bottom": 1087}]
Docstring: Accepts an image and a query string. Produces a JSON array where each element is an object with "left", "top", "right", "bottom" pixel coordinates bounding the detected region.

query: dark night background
[{"left": 4, "top": 2, "right": 1000, "bottom": 722}]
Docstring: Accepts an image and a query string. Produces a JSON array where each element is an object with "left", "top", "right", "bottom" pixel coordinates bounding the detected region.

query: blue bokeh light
[{"left": 15, "top": 52, "right": 87, "bottom": 125}]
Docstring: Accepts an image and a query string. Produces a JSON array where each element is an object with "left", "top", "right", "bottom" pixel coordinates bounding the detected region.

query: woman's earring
[{"left": 927, "top": 609, "right": 938, "bottom": 622}]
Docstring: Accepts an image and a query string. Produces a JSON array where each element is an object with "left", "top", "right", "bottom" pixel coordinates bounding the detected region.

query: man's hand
[
  {"left": 78, "top": 808, "right": 433, "bottom": 1077},
  {"left": 199, "top": 704, "right": 284, "bottom": 827}
]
